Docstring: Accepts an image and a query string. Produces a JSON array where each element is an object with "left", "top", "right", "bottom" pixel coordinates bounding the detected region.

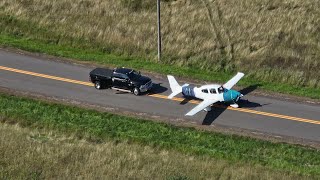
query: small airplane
[{"left": 167, "top": 72, "right": 245, "bottom": 116}]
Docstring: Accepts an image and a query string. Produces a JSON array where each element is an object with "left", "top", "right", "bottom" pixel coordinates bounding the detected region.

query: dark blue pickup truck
[{"left": 89, "top": 67, "right": 153, "bottom": 95}]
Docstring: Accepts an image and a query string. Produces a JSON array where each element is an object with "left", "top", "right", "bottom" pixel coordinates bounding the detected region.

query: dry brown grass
[
  {"left": 0, "top": 123, "right": 313, "bottom": 179},
  {"left": 0, "top": 0, "right": 319, "bottom": 87}
]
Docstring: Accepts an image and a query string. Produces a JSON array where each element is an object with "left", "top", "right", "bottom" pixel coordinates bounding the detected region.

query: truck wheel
[
  {"left": 94, "top": 81, "right": 102, "bottom": 90},
  {"left": 133, "top": 87, "right": 140, "bottom": 96}
]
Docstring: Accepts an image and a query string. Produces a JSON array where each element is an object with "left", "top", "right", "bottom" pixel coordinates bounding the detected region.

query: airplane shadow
[
  {"left": 202, "top": 103, "right": 228, "bottom": 125},
  {"left": 237, "top": 99, "right": 271, "bottom": 108},
  {"left": 180, "top": 98, "right": 191, "bottom": 105},
  {"left": 202, "top": 84, "right": 267, "bottom": 125},
  {"left": 240, "top": 84, "right": 262, "bottom": 96},
  {"left": 238, "top": 84, "right": 271, "bottom": 108}
]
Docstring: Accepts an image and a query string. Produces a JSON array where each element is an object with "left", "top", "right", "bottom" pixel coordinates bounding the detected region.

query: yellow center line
[
  {"left": 0, "top": 66, "right": 93, "bottom": 86},
  {"left": 149, "top": 94, "right": 320, "bottom": 124},
  {"left": 1, "top": 65, "right": 319, "bottom": 125}
]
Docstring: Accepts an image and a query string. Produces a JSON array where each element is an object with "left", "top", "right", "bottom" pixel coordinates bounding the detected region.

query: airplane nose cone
[
  {"left": 223, "top": 90, "right": 243, "bottom": 103},
  {"left": 233, "top": 91, "right": 243, "bottom": 102},
  {"left": 236, "top": 94, "right": 244, "bottom": 101}
]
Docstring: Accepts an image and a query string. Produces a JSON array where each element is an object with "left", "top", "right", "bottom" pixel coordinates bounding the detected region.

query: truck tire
[
  {"left": 94, "top": 81, "right": 102, "bottom": 90},
  {"left": 133, "top": 87, "right": 140, "bottom": 96}
]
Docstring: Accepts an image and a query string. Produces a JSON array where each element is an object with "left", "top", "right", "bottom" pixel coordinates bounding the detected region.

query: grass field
[
  {"left": 1, "top": 124, "right": 314, "bottom": 179},
  {"left": 0, "top": 0, "right": 320, "bottom": 99},
  {"left": 0, "top": 92, "right": 319, "bottom": 178}
]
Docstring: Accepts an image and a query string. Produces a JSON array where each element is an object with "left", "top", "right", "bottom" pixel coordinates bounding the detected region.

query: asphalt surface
[{"left": 0, "top": 49, "right": 319, "bottom": 143}]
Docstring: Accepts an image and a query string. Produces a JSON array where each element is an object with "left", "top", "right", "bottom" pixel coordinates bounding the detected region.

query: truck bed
[{"left": 89, "top": 68, "right": 113, "bottom": 79}]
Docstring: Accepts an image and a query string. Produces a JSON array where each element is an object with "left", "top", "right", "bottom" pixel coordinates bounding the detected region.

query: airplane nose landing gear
[{"left": 230, "top": 103, "right": 239, "bottom": 108}]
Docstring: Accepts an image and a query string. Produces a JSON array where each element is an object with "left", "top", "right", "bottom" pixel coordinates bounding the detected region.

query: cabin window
[
  {"left": 202, "top": 89, "right": 208, "bottom": 93},
  {"left": 210, "top": 88, "right": 217, "bottom": 94}
]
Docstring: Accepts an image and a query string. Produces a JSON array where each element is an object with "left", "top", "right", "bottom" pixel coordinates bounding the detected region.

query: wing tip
[{"left": 238, "top": 72, "right": 245, "bottom": 76}]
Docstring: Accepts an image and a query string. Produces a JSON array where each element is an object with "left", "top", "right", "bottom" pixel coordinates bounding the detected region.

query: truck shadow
[
  {"left": 114, "top": 83, "right": 168, "bottom": 96},
  {"left": 148, "top": 83, "right": 168, "bottom": 94}
]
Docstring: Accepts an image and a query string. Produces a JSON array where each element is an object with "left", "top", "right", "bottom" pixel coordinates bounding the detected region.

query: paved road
[{"left": 0, "top": 49, "right": 319, "bottom": 142}]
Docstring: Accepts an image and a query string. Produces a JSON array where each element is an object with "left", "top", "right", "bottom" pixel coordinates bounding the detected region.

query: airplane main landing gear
[{"left": 204, "top": 106, "right": 212, "bottom": 112}]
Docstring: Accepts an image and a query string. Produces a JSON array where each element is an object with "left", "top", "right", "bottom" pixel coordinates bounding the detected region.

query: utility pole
[{"left": 157, "top": 0, "right": 161, "bottom": 61}]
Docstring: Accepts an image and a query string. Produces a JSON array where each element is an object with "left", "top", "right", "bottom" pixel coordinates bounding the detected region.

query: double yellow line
[
  {"left": 149, "top": 94, "right": 320, "bottom": 124},
  {"left": 1, "top": 65, "right": 319, "bottom": 125},
  {"left": 0, "top": 66, "right": 92, "bottom": 86}
]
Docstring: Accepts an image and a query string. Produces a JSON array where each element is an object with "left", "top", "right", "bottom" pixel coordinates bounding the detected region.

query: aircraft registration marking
[{"left": 0, "top": 65, "right": 319, "bottom": 125}]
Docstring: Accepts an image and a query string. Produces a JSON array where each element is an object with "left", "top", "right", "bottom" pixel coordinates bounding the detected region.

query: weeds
[
  {"left": 0, "top": 93, "right": 319, "bottom": 176},
  {"left": 0, "top": 123, "right": 313, "bottom": 179},
  {"left": 0, "top": 0, "right": 319, "bottom": 88}
]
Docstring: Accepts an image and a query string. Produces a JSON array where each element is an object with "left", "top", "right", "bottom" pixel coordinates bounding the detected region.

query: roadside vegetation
[
  {"left": 0, "top": 93, "right": 319, "bottom": 178},
  {"left": 0, "top": 0, "right": 320, "bottom": 99},
  {"left": 1, "top": 124, "right": 314, "bottom": 179},
  {"left": 0, "top": 123, "right": 315, "bottom": 179}
]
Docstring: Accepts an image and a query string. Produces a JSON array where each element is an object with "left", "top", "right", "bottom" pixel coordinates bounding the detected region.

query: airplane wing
[
  {"left": 185, "top": 99, "right": 218, "bottom": 116},
  {"left": 223, "top": 72, "right": 245, "bottom": 89}
]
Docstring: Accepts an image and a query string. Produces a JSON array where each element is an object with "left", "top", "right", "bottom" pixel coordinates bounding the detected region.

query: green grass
[
  {"left": 0, "top": 92, "right": 319, "bottom": 177},
  {"left": 0, "top": 124, "right": 312, "bottom": 179}
]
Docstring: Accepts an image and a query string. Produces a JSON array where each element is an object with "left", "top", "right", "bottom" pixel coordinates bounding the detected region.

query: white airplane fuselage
[{"left": 181, "top": 84, "right": 242, "bottom": 106}]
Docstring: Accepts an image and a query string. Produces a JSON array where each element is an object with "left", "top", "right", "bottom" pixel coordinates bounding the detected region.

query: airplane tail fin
[{"left": 167, "top": 75, "right": 182, "bottom": 99}]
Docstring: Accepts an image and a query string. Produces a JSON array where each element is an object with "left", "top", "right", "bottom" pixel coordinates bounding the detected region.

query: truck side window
[
  {"left": 202, "top": 89, "right": 208, "bottom": 93},
  {"left": 114, "top": 73, "right": 126, "bottom": 79},
  {"left": 113, "top": 73, "right": 121, "bottom": 79},
  {"left": 122, "top": 74, "right": 129, "bottom": 79}
]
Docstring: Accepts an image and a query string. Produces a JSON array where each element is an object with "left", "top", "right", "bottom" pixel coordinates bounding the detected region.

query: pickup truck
[{"left": 89, "top": 67, "right": 153, "bottom": 95}]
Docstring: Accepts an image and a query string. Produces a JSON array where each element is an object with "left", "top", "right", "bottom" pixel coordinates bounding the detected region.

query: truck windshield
[{"left": 128, "top": 70, "right": 140, "bottom": 78}]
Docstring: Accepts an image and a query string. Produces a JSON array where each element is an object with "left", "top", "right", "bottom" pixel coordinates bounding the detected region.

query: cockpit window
[
  {"left": 210, "top": 88, "right": 217, "bottom": 94},
  {"left": 202, "top": 89, "right": 208, "bottom": 93},
  {"left": 218, "top": 86, "right": 225, "bottom": 93}
]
